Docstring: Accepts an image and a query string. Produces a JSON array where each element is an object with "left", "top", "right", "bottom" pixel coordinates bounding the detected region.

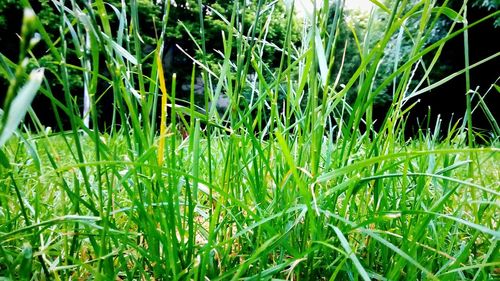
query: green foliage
[
  {"left": 0, "top": 0, "right": 20, "bottom": 26},
  {"left": 0, "top": 0, "right": 302, "bottom": 127},
  {"left": 473, "top": 0, "right": 500, "bottom": 10},
  {"left": 0, "top": 0, "right": 499, "bottom": 280}
]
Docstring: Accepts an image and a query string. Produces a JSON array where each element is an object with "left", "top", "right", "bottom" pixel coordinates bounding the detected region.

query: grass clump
[{"left": 0, "top": 0, "right": 499, "bottom": 280}]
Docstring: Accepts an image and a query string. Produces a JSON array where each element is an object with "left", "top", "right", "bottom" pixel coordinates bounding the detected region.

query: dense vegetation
[{"left": 0, "top": 0, "right": 499, "bottom": 280}]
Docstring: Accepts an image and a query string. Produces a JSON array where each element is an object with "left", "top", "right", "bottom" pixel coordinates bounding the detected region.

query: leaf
[
  {"left": 360, "top": 228, "right": 439, "bottom": 280},
  {"left": 19, "top": 131, "right": 41, "bottom": 172},
  {"left": 332, "top": 226, "right": 371, "bottom": 281},
  {"left": 104, "top": 34, "right": 138, "bottom": 65},
  {"left": 433, "top": 212, "right": 500, "bottom": 239},
  {"left": 435, "top": 7, "right": 465, "bottom": 23},
  {"left": 412, "top": 7, "right": 465, "bottom": 23},
  {"left": 315, "top": 28, "right": 328, "bottom": 87},
  {"left": 0, "top": 68, "right": 44, "bottom": 147},
  {"left": 369, "top": 0, "right": 391, "bottom": 14},
  {"left": 494, "top": 84, "right": 500, "bottom": 93}
]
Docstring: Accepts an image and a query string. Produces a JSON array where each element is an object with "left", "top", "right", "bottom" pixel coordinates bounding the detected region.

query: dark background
[
  {"left": 0, "top": 0, "right": 498, "bottom": 139},
  {"left": 404, "top": 3, "right": 500, "bottom": 139}
]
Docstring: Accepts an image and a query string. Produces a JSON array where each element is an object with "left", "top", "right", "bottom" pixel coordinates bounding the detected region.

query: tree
[
  {"left": 0, "top": 0, "right": 301, "bottom": 130},
  {"left": 324, "top": 0, "right": 499, "bottom": 134}
]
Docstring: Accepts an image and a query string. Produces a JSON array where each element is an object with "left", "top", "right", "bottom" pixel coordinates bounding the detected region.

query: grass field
[{"left": 1, "top": 0, "right": 499, "bottom": 280}]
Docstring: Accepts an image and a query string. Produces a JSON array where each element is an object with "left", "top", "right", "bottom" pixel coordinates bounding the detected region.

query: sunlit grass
[{"left": 0, "top": 0, "right": 499, "bottom": 280}]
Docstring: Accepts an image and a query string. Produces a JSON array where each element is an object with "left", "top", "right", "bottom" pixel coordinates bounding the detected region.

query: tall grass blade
[{"left": 0, "top": 68, "right": 44, "bottom": 147}]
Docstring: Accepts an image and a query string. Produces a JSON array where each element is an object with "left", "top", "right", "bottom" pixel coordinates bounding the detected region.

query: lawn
[{"left": 0, "top": 0, "right": 499, "bottom": 280}]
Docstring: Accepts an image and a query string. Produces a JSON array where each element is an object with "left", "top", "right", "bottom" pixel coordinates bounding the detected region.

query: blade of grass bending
[
  {"left": 360, "top": 228, "right": 439, "bottom": 280},
  {"left": 440, "top": 262, "right": 500, "bottom": 276},
  {"left": 0, "top": 215, "right": 102, "bottom": 241},
  {"left": 372, "top": 9, "right": 500, "bottom": 103},
  {"left": 316, "top": 147, "right": 499, "bottom": 183},
  {"left": 407, "top": 52, "right": 500, "bottom": 100},
  {"left": 475, "top": 87, "right": 500, "bottom": 136},
  {"left": 332, "top": 226, "right": 371, "bottom": 281},
  {"left": 423, "top": 211, "right": 500, "bottom": 239},
  {"left": 359, "top": 172, "right": 499, "bottom": 196}
]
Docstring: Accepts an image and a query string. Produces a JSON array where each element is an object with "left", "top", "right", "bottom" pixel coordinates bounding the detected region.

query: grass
[{"left": 1, "top": 0, "right": 499, "bottom": 280}]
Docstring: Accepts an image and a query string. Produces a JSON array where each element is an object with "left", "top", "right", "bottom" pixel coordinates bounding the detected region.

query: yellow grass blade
[{"left": 157, "top": 50, "right": 168, "bottom": 165}]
